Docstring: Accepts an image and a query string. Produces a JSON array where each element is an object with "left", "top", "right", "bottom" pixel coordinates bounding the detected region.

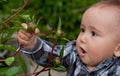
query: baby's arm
[
  {"left": 22, "top": 37, "right": 63, "bottom": 66},
  {"left": 18, "top": 23, "right": 76, "bottom": 68},
  {"left": 22, "top": 37, "right": 76, "bottom": 67}
]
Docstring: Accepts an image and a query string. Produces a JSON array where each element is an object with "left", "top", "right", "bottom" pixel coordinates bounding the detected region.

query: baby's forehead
[
  {"left": 88, "top": 2, "right": 120, "bottom": 41},
  {"left": 84, "top": 3, "right": 120, "bottom": 36},
  {"left": 95, "top": 4, "right": 120, "bottom": 40},
  {"left": 93, "top": 3, "right": 120, "bottom": 16},
  {"left": 88, "top": 3, "right": 120, "bottom": 23}
]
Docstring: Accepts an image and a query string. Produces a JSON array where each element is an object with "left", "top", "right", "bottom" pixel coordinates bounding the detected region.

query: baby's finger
[
  {"left": 18, "top": 35, "right": 29, "bottom": 46},
  {"left": 21, "top": 23, "right": 28, "bottom": 29},
  {"left": 34, "top": 28, "right": 40, "bottom": 35},
  {"left": 18, "top": 30, "right": 33, "bottom": 38},
  {"left": 18, "top": 32, "right": 29, "bottom": 41}
]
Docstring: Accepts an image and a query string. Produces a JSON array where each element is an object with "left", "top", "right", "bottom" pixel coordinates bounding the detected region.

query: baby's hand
[{"left": 18, "top": 23, "right": 39, "bottom": 50}]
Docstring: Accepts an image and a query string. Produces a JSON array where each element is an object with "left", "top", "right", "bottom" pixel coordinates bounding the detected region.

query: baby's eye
[
  {"left": 91, "top": 31, "right": 97, "bottom": 36},
  {"left": 81, "top": 28, "right": 85, "bottom": 32}
]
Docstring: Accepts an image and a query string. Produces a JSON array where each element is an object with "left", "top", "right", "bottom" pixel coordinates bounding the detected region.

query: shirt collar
[
  {"left": 94, "top": 57, "right": 118, "bottom": 71},
  {"left": 78, "top": 56, "right": 119, "bottom": 72}
]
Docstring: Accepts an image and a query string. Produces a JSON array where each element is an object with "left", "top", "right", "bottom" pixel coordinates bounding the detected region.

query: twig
[
  {"left": 17, "top": 67, "right": 50, "bottom": 76},
  {"left": 0, "top": 59, "right": 4, "bottom": 62},
  {"left": 34, "top": 42, "right": 56, "bottom": 76},
  {"left": 33, "top": 64, "right": 39, "bottom": 72},
  {"left": 13, "top": 45, "right": 23, "bottom": 57},
  {"left": 1, "top": 0, "right": 30, "bottom": 28},
  {"left": 38, "top": 27, "right": 53, "bottom": 37},
  {"left": 19, "top": 41, "right": 56, "bottom": 76}
]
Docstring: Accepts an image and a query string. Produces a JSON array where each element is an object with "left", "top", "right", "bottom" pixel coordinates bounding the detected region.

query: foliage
[
  {"left": 0, "top": 27, "right": 27, "bottom": 75},
  {"left": 0, "top": 0, "right": 98, "bottom": 39},
  {"left": 0, "top": 0, "right": 99, "bottom": 76}
]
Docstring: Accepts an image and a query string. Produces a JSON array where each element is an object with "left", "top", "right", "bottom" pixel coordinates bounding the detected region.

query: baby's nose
[{"left": 79, "top": 33, "right": 87, "bottom": 44}]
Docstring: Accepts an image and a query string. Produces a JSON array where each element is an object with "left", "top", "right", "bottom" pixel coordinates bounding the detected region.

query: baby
[{"left": 18, "top": 0, "right": 120, "bottom": 76}]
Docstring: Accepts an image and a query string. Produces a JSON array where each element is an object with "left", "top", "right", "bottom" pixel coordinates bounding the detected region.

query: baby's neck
[{"left": 87, "top": 65, "right": 96, "bottom": 72}]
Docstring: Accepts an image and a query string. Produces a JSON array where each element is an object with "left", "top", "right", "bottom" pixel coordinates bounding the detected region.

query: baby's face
[{"left": 76, "top": 5, "right": 120, "bottom": 70}]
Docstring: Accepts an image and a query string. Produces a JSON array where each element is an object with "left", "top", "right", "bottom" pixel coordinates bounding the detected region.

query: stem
[
  {"left": 0, "top": 59, "right": 4, "bottom": 62},
  {"left": 27, "top": 42, "right": 56, "bottom": 76},
  {"left": 35, "top": 67, "right": 50, "bottom": 76},
  {"left": 1, "top": 0, "right": 30, "bottom": 28},
  {"left": 0, "top": 45, "right": 23, "bottom": 62},
  {"left": 33, "top": 64, "right": 39, "bottom": 72},
  {"left": 39, "top": 41, "right": 56, "bottom": 75},
  {"left": 48, "top": 43, "right": 56, "bottom": 65},
  {"left": 13, "top": 45, "right": 23, "bottom": 57},
  {"left": 16, "top": 35, "right": 57, "bottom": 76},
  {"left": 36, "top": 42, "right": 56, "bottom": 76},
  {"left": 38, "top": 30, "right": 53, "bottom": 37},
  {"left": 17, "top": 67, "right": 50, "bottom": 76}
]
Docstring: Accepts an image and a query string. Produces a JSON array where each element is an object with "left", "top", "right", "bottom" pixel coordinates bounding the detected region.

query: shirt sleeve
[
  {"left": 21, "top": 37, "right": 43, "bottom": 54},
  {"left": 21, "top": 37, "right": 77, "bottom": 67}
]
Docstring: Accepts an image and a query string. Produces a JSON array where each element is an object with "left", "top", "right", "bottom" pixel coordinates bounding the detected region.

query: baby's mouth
[{"left": 79, "top": 47, "right": 87, "bottom": 56}]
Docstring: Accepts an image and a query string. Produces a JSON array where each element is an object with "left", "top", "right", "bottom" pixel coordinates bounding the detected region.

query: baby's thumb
[
  {"left": 34, "top": 28, "right": 40, "bottom": 35},
  {"left": 21, "top": 23, "right": 28, "bottom": 29}
]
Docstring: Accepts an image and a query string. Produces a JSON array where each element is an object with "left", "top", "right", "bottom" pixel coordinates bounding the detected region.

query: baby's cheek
[{"left": 88, "top": 48, "right": 102, "bottom": 59}]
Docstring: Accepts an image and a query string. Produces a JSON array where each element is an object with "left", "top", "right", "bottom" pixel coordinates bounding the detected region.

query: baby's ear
[{"left": 114, "top": 43, "right": 120, "bottom": 57}]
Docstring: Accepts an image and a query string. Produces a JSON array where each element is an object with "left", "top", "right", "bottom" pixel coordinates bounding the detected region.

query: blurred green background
[{"left": 0, "top": 0, "right": 98, "bottom": 40}]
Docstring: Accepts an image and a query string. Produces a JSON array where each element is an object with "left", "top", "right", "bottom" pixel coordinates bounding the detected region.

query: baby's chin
[
  {"left": 79, "top": 56, "right": 101, "bottom": 71},
  {"left": 82, "top": 61, "right": 99, "bottom": 71}
]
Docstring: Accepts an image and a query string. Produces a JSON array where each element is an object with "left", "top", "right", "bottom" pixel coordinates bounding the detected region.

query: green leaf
[
  {"left": 51, "top": 65, "right": 66, "bottom": 72},
  {"left": 48, "top": 70, "right": 52, "bottom": 76},
  {"left": 26, "top": 26, "right": 35, "bottom": 33},
  {"left": 1, "top": 27, "right": 17, "bottom": 43},
  {"left": 19, "top": 15, "right": 31, "bottom": 23},
  {"left": 57, "top": 17, "right": 62, "bottom": 31},
  {"left": 55, "top": 17, "right": 62, "bottom": 37},
  {"left": 0, "top": 44, "right": 16, "bottom": 51},
  {"left": 61, "top": 37, "right": 70, "bottom": 42},
  {"left": 0, "top": 63, "right": 4, "bottom": 66},
  {"left": 59, "top": 45, "right": 64, "bottom": 60},
  {"left": 4, "top": 57, "right": 15, "bottom": 66},
  {"left": 16, "top": 55, "right": 27, "bottom": 75},
  {"left": 36, "top": 17, "right": 42, "bottom": 27},
  {"left": 0, "top": 67, "right": 8, "bottom": 76},
  {"left": 5, "top": 66, "right": 21, "bottom": 76}
]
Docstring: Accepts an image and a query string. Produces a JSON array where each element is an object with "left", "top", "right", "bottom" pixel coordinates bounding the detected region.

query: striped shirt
[{"left": 22, "top": 38, "right": 120, "bottom": 76}]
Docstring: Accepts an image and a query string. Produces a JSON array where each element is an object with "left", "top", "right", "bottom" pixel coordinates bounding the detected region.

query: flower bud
[
  {"left": 55, "top": 57, "right": 60, "bottom": 65},
  {"left": 29, "top": 22, "right": 35, "bottom": 27}
]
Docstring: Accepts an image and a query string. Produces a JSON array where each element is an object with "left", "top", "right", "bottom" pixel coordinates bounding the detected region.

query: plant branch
[
  {"left": 34, "top": 42, "right": 56, "bottom": 76},
  {"left": 0, "top": 59, "right": 4, "bottom": 62},
  {"left": 38, "top": 27, "right": 53, "bottom": 37},
  {"left": 17, "top": 67, "right": 50, "bottom": 76},
  {"left": 17, "top": 41, "right": 57, "bottom": 76},
  {"left": 1, "top": 0, "right": 30, "bottom": 28},
  {"left": 13, "top": 45, "right": 23, "bottom": 57}
]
